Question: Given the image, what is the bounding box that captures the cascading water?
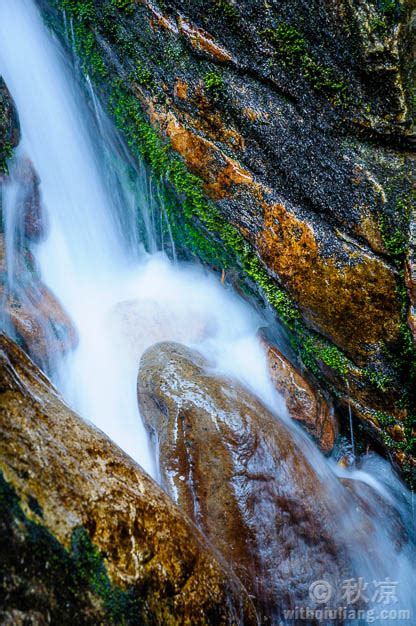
[0,1,414,623]
[0,0,282,473]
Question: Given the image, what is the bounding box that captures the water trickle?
[347,380,356,465]
[0,1,414,623]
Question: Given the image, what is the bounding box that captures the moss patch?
[0,472,144,624]
[262,22,349,103]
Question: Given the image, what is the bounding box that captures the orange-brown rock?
[177,16,233,63]
[0,334,258,625]
[174,78,188,100]
[0,234,77,367]
[137,341,377,622]
[262,340,337,452]
[4,281,77,366]
[164,113,252,199]
[256,202,402,363]
[150,106,402,366]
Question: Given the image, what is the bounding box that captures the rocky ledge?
[35,0,415,484]
[0,333,257,625]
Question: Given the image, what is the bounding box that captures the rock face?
[138,341,370,621]
[38,0,416,484]
[0,161,77,369]
[0,76,20,175]
[0,333,257,625]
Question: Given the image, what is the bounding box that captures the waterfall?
[0,0,282,475]
[0,1,414,623]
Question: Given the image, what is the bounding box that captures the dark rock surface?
[0,333,258,625]
[0,76,20,175]
[37,0,415,483]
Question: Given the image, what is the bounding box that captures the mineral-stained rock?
[262,339,337,453]
[138,341,377,621]
[0,333,258,625]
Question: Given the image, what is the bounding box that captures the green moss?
[61,0,96,21]
[362,367,392,392]
[212,0,238,19]
[111,0,135,15]
[70,528,143,620]
[375,0,402,20]
[203,70,224,97]
[298,334,350,377]
[369,1,403,33]
[379,207,409,260]
[131,62,153,87]
[262,23,349,103]
[0,140,13,175]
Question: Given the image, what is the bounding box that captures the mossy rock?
[0,77,20,175]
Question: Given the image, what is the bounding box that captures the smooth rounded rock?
[138,341,362,622]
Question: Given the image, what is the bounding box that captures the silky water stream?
[0,1,414,623]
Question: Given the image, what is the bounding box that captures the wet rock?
[137,341,364,621]
[0,234,77,368]
[1,156,48,241]
[405,205,416,344]
[4,282,78,366]
[0,76,20,175]
[262,339,337,453]
[0,333,257,625]
[340,476,408,552]
[17,157,47,241]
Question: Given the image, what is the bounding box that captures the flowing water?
[0,1,414,623]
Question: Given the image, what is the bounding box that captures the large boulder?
[0,333,257,625]
[138,341,369,621]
